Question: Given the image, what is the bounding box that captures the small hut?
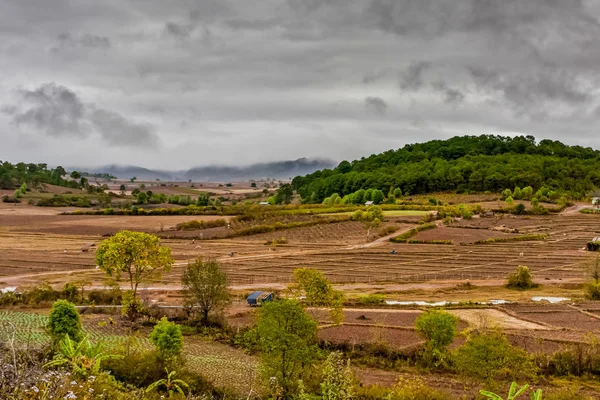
[247,291,274,307]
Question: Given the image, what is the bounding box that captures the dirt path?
[449,309,551,330]
[344,221,438,250]
[560,204,590,215]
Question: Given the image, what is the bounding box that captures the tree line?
[0,160,110,191]
[292,135,600,202]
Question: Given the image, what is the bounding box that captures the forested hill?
[291,135,600,202]
[0,162,76,190]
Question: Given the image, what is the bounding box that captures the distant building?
[247,291,274,306]
[364,201,374,206]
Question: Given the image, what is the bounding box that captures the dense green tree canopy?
[292,135,600,202]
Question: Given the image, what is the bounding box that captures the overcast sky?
[2,0,600,169]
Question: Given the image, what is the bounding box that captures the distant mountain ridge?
[76,158,335,181]
[184,158,335,181]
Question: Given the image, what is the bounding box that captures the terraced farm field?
[1,208,599,288]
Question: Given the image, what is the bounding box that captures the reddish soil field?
[0,214,231,236]
[413,226,519,244]
[318,325,422,350]
[0,203,599,290]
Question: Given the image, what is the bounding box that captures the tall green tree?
[96,231,173,300]
[290,268,344,324]
[255,300,319,398]
[181,258,231,325]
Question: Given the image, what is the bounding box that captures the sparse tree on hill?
[513,186,523,200]
[274,183,294,205]
[136,191,148,204]
[181,258,231,325]
[96,231,173,301]
[351,206,384,241]
[371,189,385,204]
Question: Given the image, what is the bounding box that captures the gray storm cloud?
[3,83,159,148]
[1,0,600,168]
[364,97,388,115]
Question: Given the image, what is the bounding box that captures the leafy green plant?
[146,368,189,398]
[44,334,122,377]
[480,382,530,400]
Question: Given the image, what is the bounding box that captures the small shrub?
[62,282,79,303]
[544,388,594,400]
[48,300,82,342]
[585,282,600,300]
[356,377,449,400]
[506,266,536,290]
[149,317,184,360]
[453,331,538,382]
[359,294,385,305]
[265,237,288,246]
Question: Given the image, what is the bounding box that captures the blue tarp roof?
[247,291,265,300]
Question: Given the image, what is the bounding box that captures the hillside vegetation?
[292,135,600,202]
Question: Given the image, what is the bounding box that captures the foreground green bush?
[453,331,538,382]
[355,377,449,400]
[47,300,82,343]
[415,310,457,368]
[149,317,184,360]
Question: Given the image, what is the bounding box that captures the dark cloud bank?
[1,0,600,170]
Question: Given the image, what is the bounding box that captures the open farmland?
[0,204,599,288]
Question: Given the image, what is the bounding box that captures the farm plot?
[504,304,600,332]
[318,324,422,350]
[232,221,415,246]
[449,309,550,330]
[185,338,260,394]
[1,209,598,289]
[311,309,422,327]
[412,226,519,244]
